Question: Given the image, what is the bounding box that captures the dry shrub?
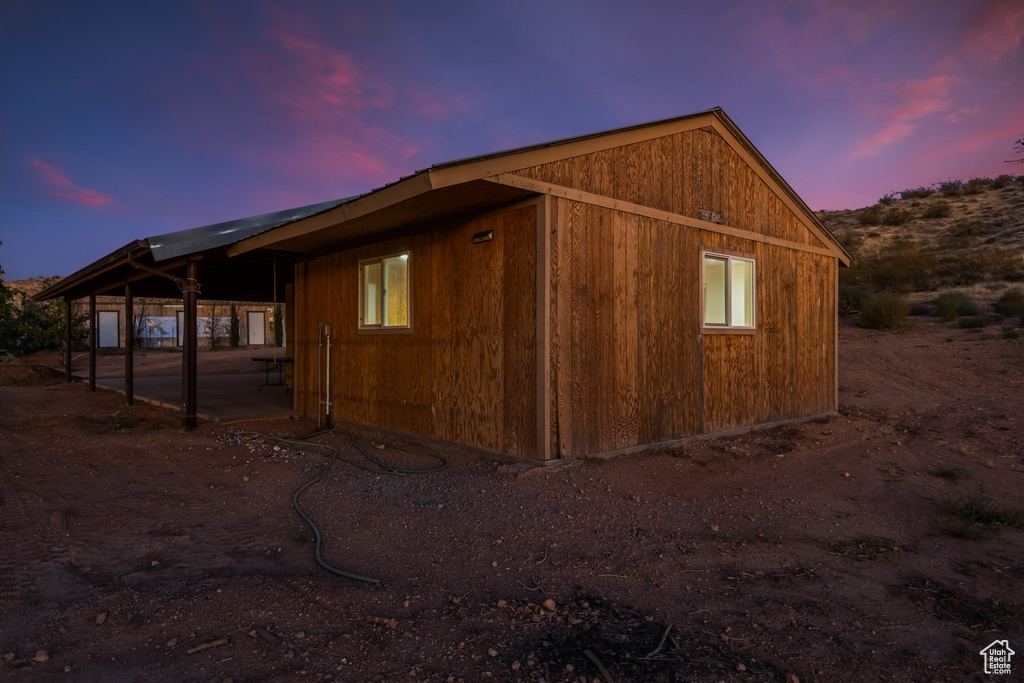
[994,287,1024,318]
[964,177,991,195]
[935,291,979,322]
[883,208,912,226]
[863,239,937,292]
[859,293,909,329]
[900,186,935,199]
[838,284,870,313]
[991,174,1013,189]
[939,179,964,197]
[922,201,951,219]
[856,205,884,225]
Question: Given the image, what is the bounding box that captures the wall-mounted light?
[472,230,494,244]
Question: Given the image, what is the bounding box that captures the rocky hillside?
[818,175,1024,293]
[4,276,57,299]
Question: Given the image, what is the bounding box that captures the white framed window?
[359,252,411,330]
[702,252,755,329]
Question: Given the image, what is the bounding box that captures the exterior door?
[97,311,119,348]
[248,311,266,346]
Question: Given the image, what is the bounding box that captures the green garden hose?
[238,429,445,584]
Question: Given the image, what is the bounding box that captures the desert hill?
[817,175,1024,294]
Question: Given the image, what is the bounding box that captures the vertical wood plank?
[536,197,552,460]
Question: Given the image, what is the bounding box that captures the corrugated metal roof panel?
[146,197,351,262]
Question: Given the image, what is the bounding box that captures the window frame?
[358,251,413,334]
[700,250,756,333]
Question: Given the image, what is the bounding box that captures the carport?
[33,199,345,428]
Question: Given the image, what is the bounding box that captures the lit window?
[703,253,755,329]
[359,253,410,329]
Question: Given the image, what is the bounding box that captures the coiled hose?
[238,428,445,584]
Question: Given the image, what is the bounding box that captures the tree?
[132,300,150,350]
[229,304,240,349]
[0,277,87,357]
[273,305,284,348]
[1009,135,1024,163]
[204,303,227,350]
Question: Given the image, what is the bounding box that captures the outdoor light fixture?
[472,230,494,244]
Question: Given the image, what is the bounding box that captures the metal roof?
[146,197,351,262]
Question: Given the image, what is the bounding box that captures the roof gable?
[233,109,849,264]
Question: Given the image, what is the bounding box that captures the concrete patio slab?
[97,373,297,423]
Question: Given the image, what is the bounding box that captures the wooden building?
[229,108,849,461]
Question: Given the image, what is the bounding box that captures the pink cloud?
[849,122,917,161]
[212,11,475,192]
[939,119,1024,158]
[30,159,117,207]
[261,28,395,123]
[849,74,958,160]
[962,0,1024,64]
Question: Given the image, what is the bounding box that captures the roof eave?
[33,240,150,302]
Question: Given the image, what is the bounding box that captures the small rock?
[785,674,800,683]
[374,443,386,450]
[511,661,521,670]
[3,652,15,662]
[243,476,249,482]
[496,600,507,608]
[720,633,729,642]
[166,638,178,648]
[273,445,281,451]
[34,650,50,663]
[843,472,850,478]
[711,525,720,532]
[64,665,72,673]
[542,599,556,611]
[488,648,498,657]
[150,560,160,567]
[95,612,108,625]
[736,663,747,672]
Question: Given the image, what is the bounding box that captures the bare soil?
[1,316,1022,682]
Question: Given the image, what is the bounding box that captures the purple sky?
[2,0,1022,280]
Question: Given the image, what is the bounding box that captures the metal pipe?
[182,260,199,430]
[88,294,96,392]
[324,323,332,429]
[316,321,323,429]
[125,283,134,405]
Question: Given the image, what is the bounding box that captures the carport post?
[182,259,198,430]
[88,294,96,392]
[64,296,72,383]
[125,283,134,405]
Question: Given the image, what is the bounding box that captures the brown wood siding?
[294,206,538,458]
[549,198,836,459]
[517,128,825,249]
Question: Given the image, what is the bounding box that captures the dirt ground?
[1,315,1022,682]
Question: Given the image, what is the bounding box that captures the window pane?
[382,254,409,327]
[731,259,754,327]
[704,256,727,325]
[363,262,381,325]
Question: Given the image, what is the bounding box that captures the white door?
[248,311,266,346]
[98,311,119,348]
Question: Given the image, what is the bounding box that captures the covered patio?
[34,199,345,427]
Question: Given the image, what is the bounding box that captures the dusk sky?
[2,0,1022,280]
